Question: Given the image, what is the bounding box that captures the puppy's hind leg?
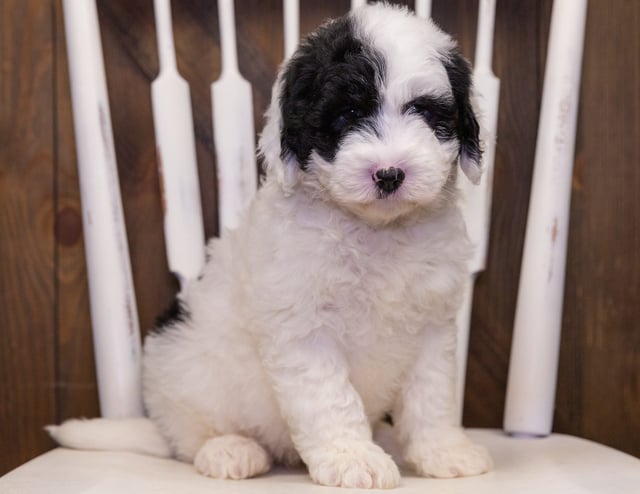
[194,434,273,480]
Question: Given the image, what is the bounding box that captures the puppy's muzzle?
[374,167,405,194]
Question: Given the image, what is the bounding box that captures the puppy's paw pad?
[407,430,493,478]
[309,440,401,489]
[194,435,272,480]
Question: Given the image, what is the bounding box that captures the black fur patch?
[153,298,190,333]
[403,95,458,142]
[442,50,482,167]
[279,16,385,167]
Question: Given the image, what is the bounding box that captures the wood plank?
[53,0,99,421]
[236,0,285,135]
[299,1,350,38]
[556,0,640,457]
[0,0,57,473]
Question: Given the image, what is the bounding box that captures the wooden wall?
[1,0,638,474]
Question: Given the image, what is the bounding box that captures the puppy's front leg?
[262,332,400,489]
[394,324,493,478]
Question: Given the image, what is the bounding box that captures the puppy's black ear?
[443,50,482,184]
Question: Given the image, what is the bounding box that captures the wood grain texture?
[1,0,639,475]
[53,0,100,422]
[0,0,57,473]
[462,0,543,429]
[556,0,640,453]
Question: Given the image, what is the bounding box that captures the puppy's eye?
[406,102,431,120]
[332,108,364,132]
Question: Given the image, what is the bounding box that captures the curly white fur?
[50,4,493,489]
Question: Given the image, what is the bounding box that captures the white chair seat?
[2,429,639,493]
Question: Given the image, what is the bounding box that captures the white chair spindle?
[212,0,258,233]
[414,0,432,19]
[152,0,206,289]
[283,0,299,59]
[504,0,588,437]
[62,0,144,418]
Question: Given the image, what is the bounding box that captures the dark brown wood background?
[1,0,638,475]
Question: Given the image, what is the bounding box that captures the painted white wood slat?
[61,0,144,418]
[152,0,206,290]
[283,0,299,59]
[212,0,258,233]
[414,0,432,19]
[504,0,588,437]
[351,0,366,11]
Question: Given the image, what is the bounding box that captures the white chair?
[2,0,639,492]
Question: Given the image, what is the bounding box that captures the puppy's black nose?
[374,167,405,194]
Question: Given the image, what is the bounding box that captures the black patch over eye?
[279,16,385,168]
[403,96,457,141]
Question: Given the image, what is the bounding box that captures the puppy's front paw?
[406,428,493,478]
[194,435,272,480]
[307,439,401,489]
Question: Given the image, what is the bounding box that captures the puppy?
[50,3,493,489]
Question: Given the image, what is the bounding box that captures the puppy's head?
[259,3,482,225]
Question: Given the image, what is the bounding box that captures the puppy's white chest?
[314,242,432,414]
[346,328,425,418]
[319,234,435,337]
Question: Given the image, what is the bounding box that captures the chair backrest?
[61,0,586,437]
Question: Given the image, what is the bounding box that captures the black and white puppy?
[50,3,492,489]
